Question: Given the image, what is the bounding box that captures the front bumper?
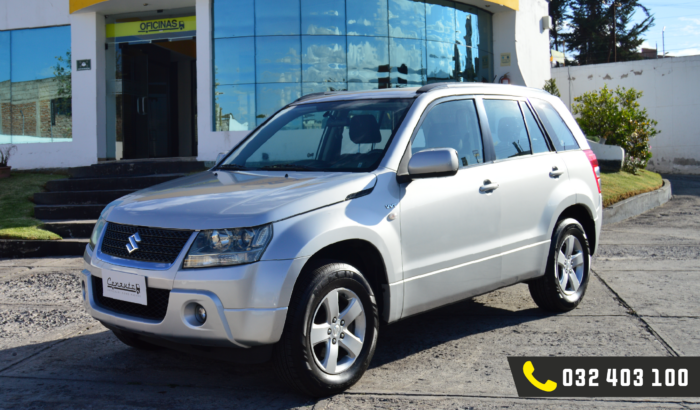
[82,245,308,349]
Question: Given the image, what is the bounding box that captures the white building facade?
[1,0,550,170]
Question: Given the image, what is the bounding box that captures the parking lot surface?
[1,175,699,409]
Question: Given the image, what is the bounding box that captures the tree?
[543,78,562,97]
[562,0,654,65]
[549,0,571,52]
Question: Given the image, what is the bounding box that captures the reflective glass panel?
[256,83,301,126]
[521,102,550,154]
[215,84,256,131]
[348,36,389,87]
[256,37,301,83]
[0,32,10,143]
[456,4,479,48]
[256,0,301,36]
[483,99,532,160]
[347,0,389,37]
[11,26,72,143]
[215,37,255,85]
[478,9,493,54]
[302,36,347,83]
[389,0,426,40]
[301,0,345,35]
[390,38,426,86]
[427,41,455,83]
[456,44,485,82]
[214,0,254,38]
[426,0,455,43]
[303,82,348,94]
[411,99,483,167]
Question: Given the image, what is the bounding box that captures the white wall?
[492,0,550,88]
[0,0,70,30]
[552,56,700,175]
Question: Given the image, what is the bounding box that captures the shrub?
[543,78,561,97]
[572,85,658,174]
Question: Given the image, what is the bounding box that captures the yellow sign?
[69,0,107,14]
[485,0,519,11]
[106,16,196,42]
[500,53,511,67]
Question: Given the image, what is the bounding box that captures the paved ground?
[1,175,699,409]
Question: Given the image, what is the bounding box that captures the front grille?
[92,275,170,321]
[100,223,192,264]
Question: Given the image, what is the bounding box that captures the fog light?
[195,304,207,324]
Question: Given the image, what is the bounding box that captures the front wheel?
[273,262,379,397]
[529,218,591,312]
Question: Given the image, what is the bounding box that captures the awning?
[71,0,518,14]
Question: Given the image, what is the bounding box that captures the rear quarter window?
[531,99,579,151]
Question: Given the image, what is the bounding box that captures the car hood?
[105,170,377,230]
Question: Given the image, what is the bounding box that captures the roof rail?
[293,91,344,103]
[415,83,452,93]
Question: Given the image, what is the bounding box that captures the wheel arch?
[294,239,392,324]
[554,204,597,255]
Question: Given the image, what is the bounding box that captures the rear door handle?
[479,180,500,193]
[549,166,565,178]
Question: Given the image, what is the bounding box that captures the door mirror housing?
[407,148,459,179]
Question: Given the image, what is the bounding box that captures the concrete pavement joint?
[592,269,680,357]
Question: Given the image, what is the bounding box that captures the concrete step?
[41,220,96,239]
[0,239,88,258]
[68,160,207,179]
[33,190,135,206]
[45,173,186,192]
[34,204,106,221]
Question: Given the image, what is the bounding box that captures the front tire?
[273,261,379,397]
[529,218,591,312]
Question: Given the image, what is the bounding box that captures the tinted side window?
[521,102,550,154]
[531,99,579,151]
[483,99,531,160]
[411,100,484,167]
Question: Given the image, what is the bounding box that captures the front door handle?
[549,166,565,178]
[479,180,500,193]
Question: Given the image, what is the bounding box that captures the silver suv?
[82,83,602,396]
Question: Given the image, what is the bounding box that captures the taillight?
[584,149,601,194]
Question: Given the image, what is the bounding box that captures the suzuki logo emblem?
[126,232,142,254]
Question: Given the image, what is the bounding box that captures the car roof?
[291,83,554,105]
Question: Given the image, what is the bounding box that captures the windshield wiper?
[257,163,317,171]
[217,163,249,171]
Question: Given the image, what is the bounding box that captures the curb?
[0,239,87,259]
[603,179,672,225]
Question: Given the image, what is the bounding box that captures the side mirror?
[408,148,459,179]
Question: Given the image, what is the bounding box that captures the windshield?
[219,99,414,172]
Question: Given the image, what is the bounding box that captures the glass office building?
[212,0,493,131]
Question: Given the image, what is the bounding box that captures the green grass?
[601,169,663,207]
[0,172,67,240]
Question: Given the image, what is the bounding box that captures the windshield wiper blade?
[258,163,316,171]
[217,164,249,170]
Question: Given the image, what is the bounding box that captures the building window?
[212,0,493,132]
[0,26,72,145]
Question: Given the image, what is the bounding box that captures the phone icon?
[523,361,557,392]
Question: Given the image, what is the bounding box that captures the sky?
[632,0,700,57]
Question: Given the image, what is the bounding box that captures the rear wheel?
[529,218,591,312]
[273,261,379,397]
[111,329,162,350]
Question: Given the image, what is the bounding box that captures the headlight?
[89,216,107,251]
[183,224,272,268]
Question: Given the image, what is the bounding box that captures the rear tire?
[273,261,379,397]
[111,329,162,350]
[529,218,591,312]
